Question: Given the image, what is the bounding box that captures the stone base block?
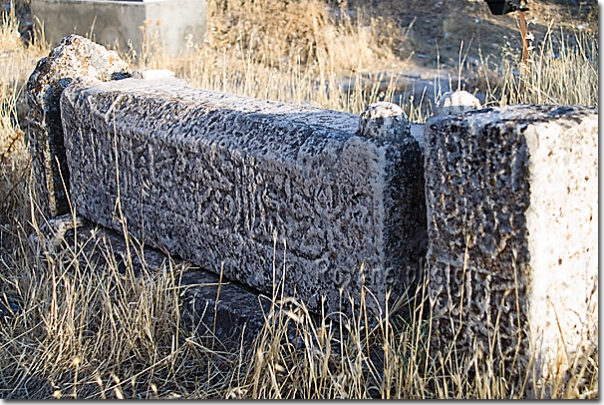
[424,105,598,392]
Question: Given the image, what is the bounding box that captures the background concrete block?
[60,76,427,319]
[26,34,129,219]
[424,105,598,389]
[30,0,207,57]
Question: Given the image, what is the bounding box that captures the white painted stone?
[434,90,482,116]
[131,69,177,80]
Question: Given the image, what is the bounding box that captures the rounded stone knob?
[434,90,482,116]
[358,102,411,141]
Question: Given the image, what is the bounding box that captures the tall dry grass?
[0,7,46,241]
[0,0,599,399]
[476,22,598,107]
[500,27,598,106]
[128,0,429,119]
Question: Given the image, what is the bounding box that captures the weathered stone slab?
[60,76,427,319]
[26,34,129,219]
[424,105,598,390]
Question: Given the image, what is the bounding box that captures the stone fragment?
[60,76,427,320]
[179,269,274,345]
[434,90,482,116]
[359,102,427,151]
[424,105,598,392]
[26,34,129,219]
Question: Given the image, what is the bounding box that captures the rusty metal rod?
[518,9,530,68]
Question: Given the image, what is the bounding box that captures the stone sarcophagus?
[59,76,427,318]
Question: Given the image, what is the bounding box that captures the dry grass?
[498,25,598,106]
[1,225,597,399]
[0,0,599,399]
[1,225,243,398]
[124,0,430,119]
[0,8,46,240]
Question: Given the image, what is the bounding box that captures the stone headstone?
[26,34,129,219]
[60,76,427,319]
[424,105,598,393]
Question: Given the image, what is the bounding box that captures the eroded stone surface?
[26,34,129,219]
[60,76,427,319]
[424,105,598,391]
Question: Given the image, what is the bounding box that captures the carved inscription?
[61,77,426,318]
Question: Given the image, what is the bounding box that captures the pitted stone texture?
[424,105,598,390]
[434,90,482,116]
[60,76,427,319]
[358,102,411,142]
[26,34,129,219]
